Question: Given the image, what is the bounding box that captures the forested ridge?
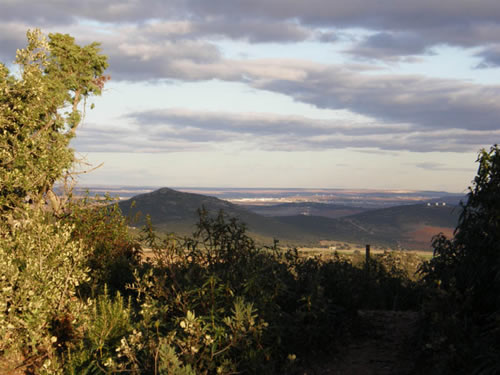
[1,30,500,375]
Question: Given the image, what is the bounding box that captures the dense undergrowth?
[50,205,423,374]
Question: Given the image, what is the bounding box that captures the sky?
[2,1,500,192]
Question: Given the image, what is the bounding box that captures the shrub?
[64,290,138,374]
[64,197,141,296]
[0,209,90,374]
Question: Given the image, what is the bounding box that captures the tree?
[425,145,500,312]
[421,145,500,373]
[0,29,108,216]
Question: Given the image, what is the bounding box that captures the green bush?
[0,208,91,374]
[64,290,138,374]
[64,197,141,296]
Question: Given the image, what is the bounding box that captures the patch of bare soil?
[404,225,454,249]
[301,310,421,375]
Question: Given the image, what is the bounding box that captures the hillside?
[276,203,460,249]
[244,202,368,218]
[118,188,315,245]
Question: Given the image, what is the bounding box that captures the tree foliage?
[420,145,500,374]
[422,145,500,304]
[0,29,108,215]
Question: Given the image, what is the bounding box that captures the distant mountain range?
[118,187,461,250]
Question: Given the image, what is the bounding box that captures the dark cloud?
[253,65,500,131]
[72,123,211,153]
[5,0,500,51]
[415,162,474,172]
[0,23,34,64]
[127,109,411,137]
[96,108,494,153]
[316,30,338,43]
[346,32,433,61]
[104,38,222,81]
[408,129,500,150]
[0,1,184,25]
[195,20,311,43]
[185,0,500,29]
[416,162,443,170]
[4,0,500,67]
[7,0,500,32]
[0,2,77,25]
[475,46,500,68]
[186,0,500,53]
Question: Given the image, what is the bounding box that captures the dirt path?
[303,310,421,375]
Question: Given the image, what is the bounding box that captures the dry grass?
[298,246,433,260]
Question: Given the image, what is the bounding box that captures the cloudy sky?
[2,0,500,192]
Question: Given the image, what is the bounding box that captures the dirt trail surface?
[304,310,421,375]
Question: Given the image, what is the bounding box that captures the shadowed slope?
[118,187,314,244]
